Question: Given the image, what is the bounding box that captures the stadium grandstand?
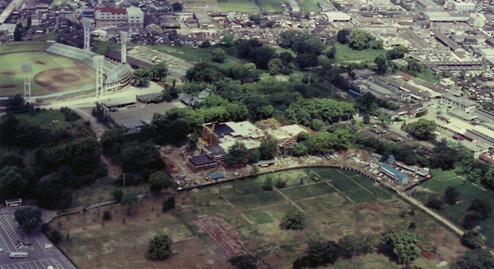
[45,43,132,92]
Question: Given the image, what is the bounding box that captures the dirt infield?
[33,61,96,92]
[0,84,15,88]
[1,70,15,75]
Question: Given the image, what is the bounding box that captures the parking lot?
[0,207,76,269]
[0,258,63,269]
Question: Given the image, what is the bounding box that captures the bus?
[9,252,28,258]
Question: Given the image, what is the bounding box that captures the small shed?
[5,198,22,206]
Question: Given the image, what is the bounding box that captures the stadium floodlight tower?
[94,55,105,97]
[21,63,32,99]
[120,31,127,64]
[82,18,92,52]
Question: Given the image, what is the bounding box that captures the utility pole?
[123,173,126,188]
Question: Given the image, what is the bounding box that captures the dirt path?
[395,191,464,236]
[100,155,122,179]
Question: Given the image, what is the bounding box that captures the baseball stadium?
[0,41,132,101]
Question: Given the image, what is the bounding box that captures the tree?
[387,45,408,60]
[211,48,227,63]
[348,30,374,50]
[228,254,258,269]
[280,208,305,230]
[14,23,23,41]
[405,119,437,140]
[385,230,420,264]
[14,207,42,233]
[426,196,444,211]
[259,138,277,160]
[461,231,484,249]
[430,142,459,170]
[132,67,152,86]
[145,233,173,260]
[249,14,261,25]
[469,199,491,220]
[226,141,250,167]
[445,186,460,204]
[199,40,211,48]
[162,196,176,212]
[151,61,168,81]
[326,46,337,59]
[171,2,183,11]
[268,58,283,75]
[296,53,319,69]
[221,34,235,47]
[0,166,28,200]
[103,210,112,221]
[451,249,494,269]
[462,212,483,230]
[292,143,308,157]
[339,235,374,259]
[375,55,387,75]
[148,171,173,192]
[337,29,351,44]
[262,175,274,191]
[305,240,341,266]
[113,189,123,202]
[122,194,138,215]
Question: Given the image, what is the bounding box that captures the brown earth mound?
[35,60,46,65]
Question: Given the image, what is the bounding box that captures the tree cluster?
[404,119,437,140]
[293,235,374,268]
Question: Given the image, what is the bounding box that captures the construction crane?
[209,123,216,145]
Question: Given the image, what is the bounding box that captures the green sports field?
[0,50,95,96]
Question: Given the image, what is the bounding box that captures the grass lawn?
[56,168,466,269]
[333,43,386,64]
[413,168,494,246]
[415,67,440,83]
[35,32,60,41]
[297,0,319,12]
[15,109,72,131]
[346,189,376,203]
[93,40,124,55]
[245,210,274,224]
[330,178,361,192]
[146,44,244,68]
[279,182,336,201]
[256,0,284,12]
[218,0,260,12]
[315,168,346,180]
[297,192,351,213]
[227,191,286,210]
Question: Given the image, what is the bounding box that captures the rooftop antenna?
[21,62,32,99]
[82,18,92,51]
[120,31,127,64]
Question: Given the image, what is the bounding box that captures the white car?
[43,243,53,249]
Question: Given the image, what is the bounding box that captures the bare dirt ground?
[34,61,95,92]
[55,171,466,269]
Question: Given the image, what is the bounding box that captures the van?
[9,252,28,258]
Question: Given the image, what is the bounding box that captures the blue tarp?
[210,173,225,180]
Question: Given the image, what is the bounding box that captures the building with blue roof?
[379,162,409,185]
